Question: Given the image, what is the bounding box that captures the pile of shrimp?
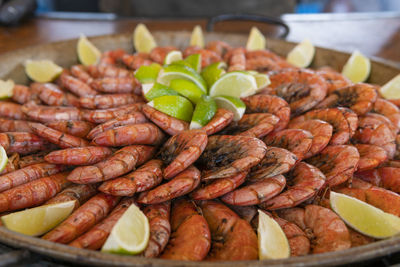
[1,40,400,260]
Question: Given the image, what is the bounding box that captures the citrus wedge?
[209,71,257,98]
[142,82,179,101]
[0,146,8,173]
[147,95,193,122]
[258,210,290,260]
[213,95,246,121]
[183,54,202,73]
[77,34,101,66]
[164,50,183,65]
[341,50,371,83]
[1,200,76,236]
[102,204,149,255]
[252,72,271,91]
[286,38,315,68]
[134,63,162,84]
[379,74,400,100]
[0,79,14,100]
[157,64,207,93]
[246,27,266,51]
[25,60,63,83]
[330,191,400,239]
[169,78,205,104]
[190,25,204,48]
[190,95,217,129]
[201,61,227,88]
[133,23,157,53]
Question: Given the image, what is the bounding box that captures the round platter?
[0,31,399,266]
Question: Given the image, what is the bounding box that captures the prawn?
[33,82,79,107]
[0,119,32,133]
[70,65,93,84]
[354,144,387,171]
[0,102,27,120]
[0,153,19,175]
[201,108,234,136]
[46,183,98,211]
[59,72,98,97]
[122,53,153,70]
[149,46,177,64]
[18,151,48,168]
[22,104,82,122]
[373,98,400,132]
[0,132,48,155]
[81,103,142,124]
[87,64,131,78]
[90,77,141,94]
[78,94,144,109]
[45,146,113,166]
[316,67,352,94]
[11,84,40,104]
[221,113,279,138]
[227,47,246,72]
[44,121,95,138]
[355,167,400,194]
[205,41,232,58]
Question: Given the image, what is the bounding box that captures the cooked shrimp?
[122,53,153,70]
[149,46,177,64]
[81,103,142,124]
[337,107,358,137]
[33,82,79,107]
[90,77,141,94]
[373,98,400,133]
[78,94,144,109]
[46,183,98,211]
[142,104,189,136]
[45,121,94,138]
[205,41,232,57]
[0,132,47,155]
[87,64,131,78]
[348,228,375,248]
[183,47,221,68]
[354,144,387,171]
[0,153,19,175]
[221,113,279,138]
[355,167,400,194]
[70,65,93,84]
[45,147,113,166]
[0,119,32,133]
[198,135,266,180]
[159,129,207,179]
[18,151,48,168]
[11,84,40,104]
[316,67,352,94]
[227,47,246,71]
[59,72,98,97]
[22,104,82,122]
[201,108,234,136]
[246,57,286,72]
[0,102,27,120]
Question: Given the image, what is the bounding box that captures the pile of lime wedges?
[134,50,270,128]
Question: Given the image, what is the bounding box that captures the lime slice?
[252,72,271,92]
[134,63,162,84]
[246,27,266,51]
[286,38,315,68]
[183,54,201,73]
[0,146,8,173]
[341,50,371,83]
[190,95,217,129]
[201,61,227,88]
[133,23,157,53]
[1,200,75,236]
[258,210,290,260]
[0,80,15,100]
[25,60,63,83]
[169,79,205,104]
[330,191,400,239]
[164,51,183,65]
[209,71,257,98]
[77,34,101,66]
[143,82,179,101]
[213,95,246,121]
[157,64,207,94]
[102,204,149,255]
[148,95,193,122]
[380,74,400,100]
[190,25,204,48]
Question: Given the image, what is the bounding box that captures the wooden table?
[0,13,400,68]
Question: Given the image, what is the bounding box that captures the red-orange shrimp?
[45,121,94,138]
[69,197,135,250]
[121,53,153,70]
[316,67,352,94]
[99,159,162,196]
[288,119,333,158]
[78,94,144,109]
[338,107,358,137]
[142,104,189,136]
[221,174,286,206]
[59,72,98,97]
[373,98,400,133]
[86,112,148,139]
[200,200,258,260]
[90,77,141,94]
[227,47,246,72]
[0,119,32,133]
[161,198,211,261]
[246,57,288,72]
[149,46,177,64]
[0,153,19,175]
[260,162,326,210]
[201,108,234,135]
[29,123,89,148]
[0,132,47,155]
[355,167,400,194]
[354,144,387,172]
[18,151,48,168]
[81,103,142,124]
[0,102,27,120]
[137,166,200,204]
[242,94,290,131]
[143,202,171,258]
[348,228,375,248]
[205,41,232,58]
[191,172,247,200]
[46,183,98,211]
[0,163,66,193]
[70,65,93,84]
[33,82,79,107]
[22,104,82,122]
[306,145,359,187]
[42,193,120,244]
[67,145,155,184]
[184,46,222,68]
[100,49,126,64]
[0,172,71,213]
[92,123,164,147]
[11,84,40,104]
[45,146,113,166]
[265,69,328,116]
[87,64,131,78]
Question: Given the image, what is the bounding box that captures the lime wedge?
[169,79,205,104]
[0,146,8,173]
[25,60,63,83]
[183,54,202,73]
[190,25,204,48]
[201,61,227,88]
[246,27,266,51]
[1,200,75,236]
[286,39,315,68]
[134,63,162,84]
[102,204,149,255]
[143,82,179,101]
[252,72,271,91]
[148,95,193,122]
[213,95,246,121]
[330,191,400,239]
[341,50,371,83]
[0,80,14,100]
[258,210,290,260]
[133,23,157,53]
[157,64,207,94]
[380,74,400,100]
[190,95,217,129]
[77,34,101,66]
[164,51,183,65]
[209,71,257,98]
